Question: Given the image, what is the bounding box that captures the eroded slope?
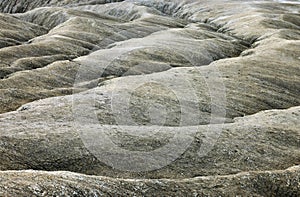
[0,0,299,196]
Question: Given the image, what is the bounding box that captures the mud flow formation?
[0,0,299,196]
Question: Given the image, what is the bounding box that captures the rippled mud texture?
[0,0,299,196]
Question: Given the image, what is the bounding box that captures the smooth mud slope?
[0,0,299,196]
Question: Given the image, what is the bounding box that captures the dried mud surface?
[0,0,299,196]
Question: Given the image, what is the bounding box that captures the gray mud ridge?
[0,0,299,196]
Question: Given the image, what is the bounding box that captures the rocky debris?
[0,0,299,196]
